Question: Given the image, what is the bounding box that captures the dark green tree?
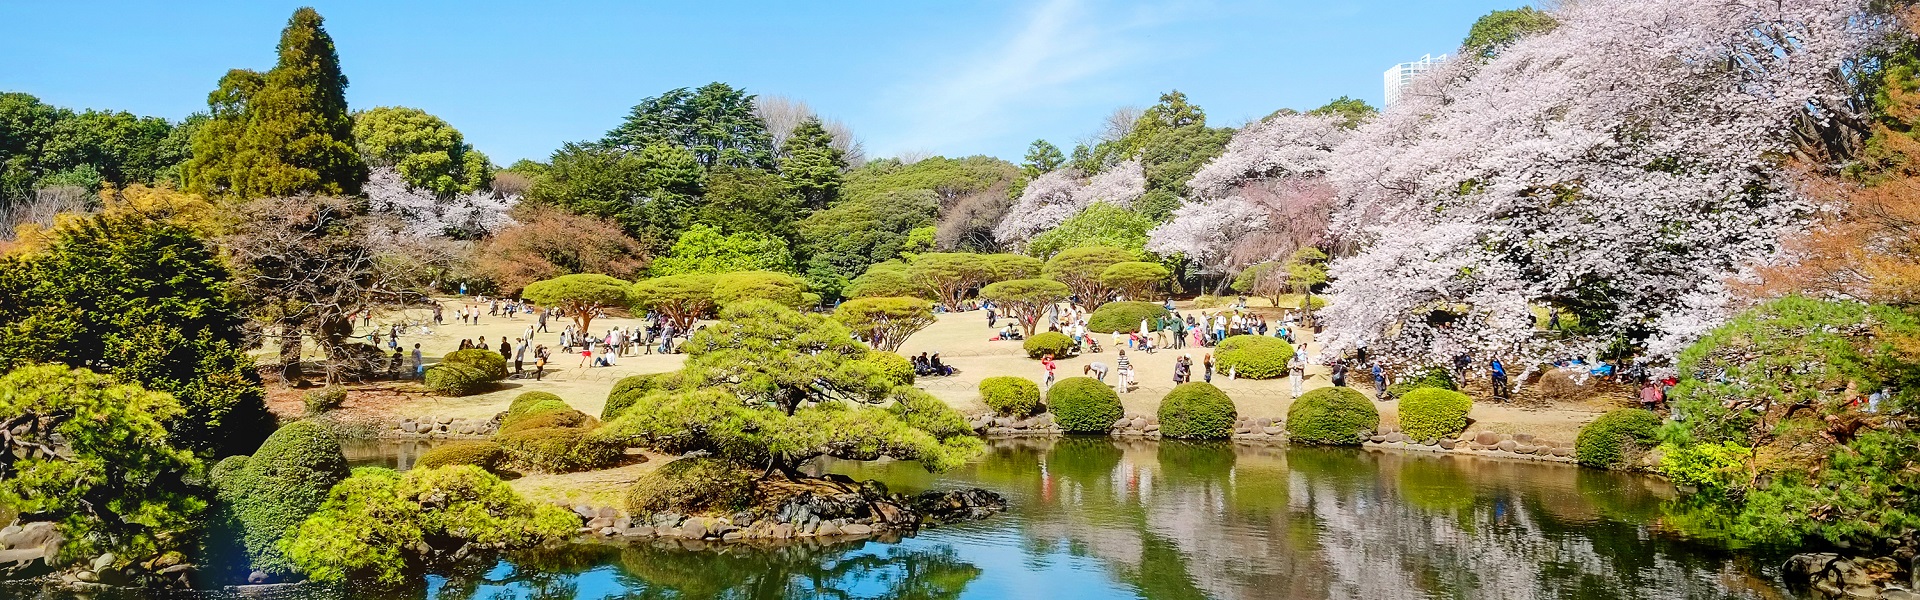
[700,164,804,238]
[525,142,701,252]
[778,117,845,209]
[602,82,775,169]
[1022,139,1066,178]
[1306,96,1379,129]
[1462,7,1559,59]
[797,189,939,300]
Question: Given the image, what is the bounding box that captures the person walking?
[1115,350,1134,391]
[533,345,549,381]
[1041,354,1058,388]
[498,337,511,363]
[1490,358,1509,400]
[514,337,529,377]
[1203,353,1214,383]
[1174,354,1191,384]
[1372,362,1387,396]
[1332,360,1348,387]
[1288,353,1305,398]
[410,343,424,379]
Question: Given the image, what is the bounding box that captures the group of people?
[911,352,955,377]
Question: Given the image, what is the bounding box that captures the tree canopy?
[522,273,633,332]
[602,82,775,169]
[834,296,937,352]
[980,279,1070,336]
[351,106,491,195]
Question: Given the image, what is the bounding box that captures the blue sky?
[1,1,1519,164]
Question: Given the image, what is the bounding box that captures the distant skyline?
[0,0,1520,164]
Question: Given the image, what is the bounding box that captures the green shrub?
[415,441,505,472]
[303,386,347,415]
[497,409,594,436]
[1157,382,1237,439]
[1023,331,1078,359]
[210,420,350,578]
[1212,335,1295,379]
[1286,387,1379,445]
[423,364,490,397]
[497,426,623,473]
[442,348,508,381]
[980,376,1042,417]
[1086,301,1170,334]
[1657,441,1753,489]
[1397,388,1472,441]
[604,373,678,420]
[1576,408,1661,469]
[1385,367,1458,397]
[624,456,758,518]
[1047,377,1123,433]
[862,351,916,387]
[503,391,571,427]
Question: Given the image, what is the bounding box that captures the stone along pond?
[16,438,1802,600]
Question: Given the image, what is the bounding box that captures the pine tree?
[778,117,845,209]
[1022,140,1065,178]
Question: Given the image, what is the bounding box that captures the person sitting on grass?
[931,353,954,376]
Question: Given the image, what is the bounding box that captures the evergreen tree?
[602,82,775,169]
[778,117,845,209]
[1022,140,1065,178]
[184,7,365,198]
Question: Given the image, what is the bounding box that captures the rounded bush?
[1397,388,1473,441]
[497,408,594,436]
[1047,377,1123,433]
[442,348,508,381]
[303,386,347,415]
[1385,367,1458,397]
[503,392,571,426]
[1157,382,1237,439]
[211,420,350,577]
[1086,301,1170,334]
[1286,387,1380,446]
[497,426,623,473]
[416,441,505,472]
[424,364,490,397]
[605,373,678,420]
[863,351,916,387]
[979,376,1042,417]
[1023,331,1078,359]
[625,456,758,518]
[1213,335,1295,379]
[1576,408,1662,469]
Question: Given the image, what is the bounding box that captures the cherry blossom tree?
[1147,113,1345,274]
[364,166,517,240]
[993,160,1146,247]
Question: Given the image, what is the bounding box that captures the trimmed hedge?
[625,457,758,518]
[423,364,490,397]
[443,348,508,381]
[497,426,623,473]
[1157,382,1237,439]
[1385,367,1458,398]
[1023,331,1078,359]
[1576,408,1662,469]
[1397,388,1472,441]
[497,409,594,436]
[1286,387,1379,445]
[503,392,571,427]
[416,440,505,472]
[210,420,350,577]
[1213,335,1295,379]
[1086,301,1170,334]
[980,376,1042,417]
[864,351,916,387]
[303,386,346,415]
[1048,377,1123,433]
[604,373,678,420]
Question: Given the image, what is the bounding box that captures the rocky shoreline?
[565,477,1007,545]
[966,410,1577,464]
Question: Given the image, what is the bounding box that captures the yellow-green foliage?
[862,351,916,388]
[280,466,578,585]
[1022,331,1077,359]
[1047,377,1123,433]
[1386,367,1457,397]
[1085,301,1169,334]
[502,391,570,426]
[423,364,489,397]
[441,348,507,381]
[979,376,1042,417]
[1212,335,1294,379]
[1575,409,1660,469]
[1157,382,1237,439]
[604,373,680,420]
[496,426,623,473]
[1396,388,1473,441]
[210,420,349,578]
[496,408,593,436]
[1658,441,1752,489]
[625,456,758,518]
[1286,387,1379,445]
[415,441,505,472]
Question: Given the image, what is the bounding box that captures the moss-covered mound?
[1397,387,1472,441]
[209,420,351,578]
[415,440,505,472]
[1576,408,1661,469]
[497,408,594,436]
[1285,387,1379,446]
[980,376,1042,417]
[1385,367,1457,397]
[1047,377,1123,433]
[625,456,758,518]
[1157,382,1237,439]
[604,373,679,420]
[442,348,508,381]
[1086,301,1170,334]
[497,426,623,473]
[503,391,570,426]
[1213,335,1294,379]
[423,363,490,397]
[1023,331,1077,359]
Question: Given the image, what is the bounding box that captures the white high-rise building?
[1383,53,1447,108]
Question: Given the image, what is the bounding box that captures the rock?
[157,564,193,575]
[652,513,685,528]
[680,518,711,539]
[772,523,795,538]
[1421,439,1439,446]
[622,526,656,537]
[1880,591,1920,600]
[1515,445,1537,455]
[572,505,597,519]
[248,569,270,584]
[600,527,618,536]
[1130,417,1149,430]
[1439,439,1457,449]
[1385,432,1407,443]
[1255,417,1273,428]
[90,552,115,572]
[816,521,841,536]
[1369,435,1386,443]
[1032,413,1056,426]
[1263,426,1285,436]
[1496,440,1517,452]
[401,421,419,433]
[1514,433,1535,444]
[1235,422,1255,434]
[1,522,58,551]
[438,416,455,425]
[1112,417,1132,430]
[722,531,743,541]
[1475,431,1501,446]
[1143,422,1159,433]
[1551,447,1572,457]
[841,523,874,536]
[587,516,613,529]
[75,570,98,583]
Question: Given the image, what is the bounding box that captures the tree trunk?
[277,320,305,386]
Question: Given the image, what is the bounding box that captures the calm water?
[14,438,1802,600]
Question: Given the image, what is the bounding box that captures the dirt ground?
[280,297,1629,446]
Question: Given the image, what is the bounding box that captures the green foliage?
[280,466,578,585]
[496,427,623,473]
[1213,335,1295,379]
[503,391,571,425]
[699,165,804,239]
[1286,387,1379,446]
[1027,204,1154,259]
[351,106,490,194]
[982,253,1044,281]
[712,271,814,308]
[1044,246,1137,309]
[1575,409,1661,469]
[1462,7,1559,59]
[1658,441,1752,489]
[625,457,758,518]
[602,82,774,169]
[779,117,846,209]
[630,273,719,330]
[605,373,679,420]
[1047,377,1123,433]
[839,155,1018,205]
[1157,382,1237,439]
[1385,367,1457,397]
[303,385,347,416]
[1396,388,1473,441]
[0,211,272,456]
[423,364,489,397]
[834,296,936,352]
[980,278,1070,336]
[0,93,188,201]
[1085,301,1170,334]
[0,365,204,563]
[1099,261,1170,300]
[845,261,921,299]
[604,301,983,474]
[1304,96,1379,130]
[980,376,1043,417]
[1022,140,1065,178]
[906,252,997,310]
[442,348,508,381]
[211,420,350,578]
[184,8,366,198]
[523,141,700,252]
[862,351,917,388]
[1023,331,1078,360]
[497,408,593,436]
[415,441,505,472]
[797,189,938,300]
[650,224,796,276]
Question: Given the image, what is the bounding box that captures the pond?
[11,438,1802,600]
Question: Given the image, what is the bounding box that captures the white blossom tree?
[993,160,1146,247]
[364,166,517,240]
[1147,113,1345,274]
